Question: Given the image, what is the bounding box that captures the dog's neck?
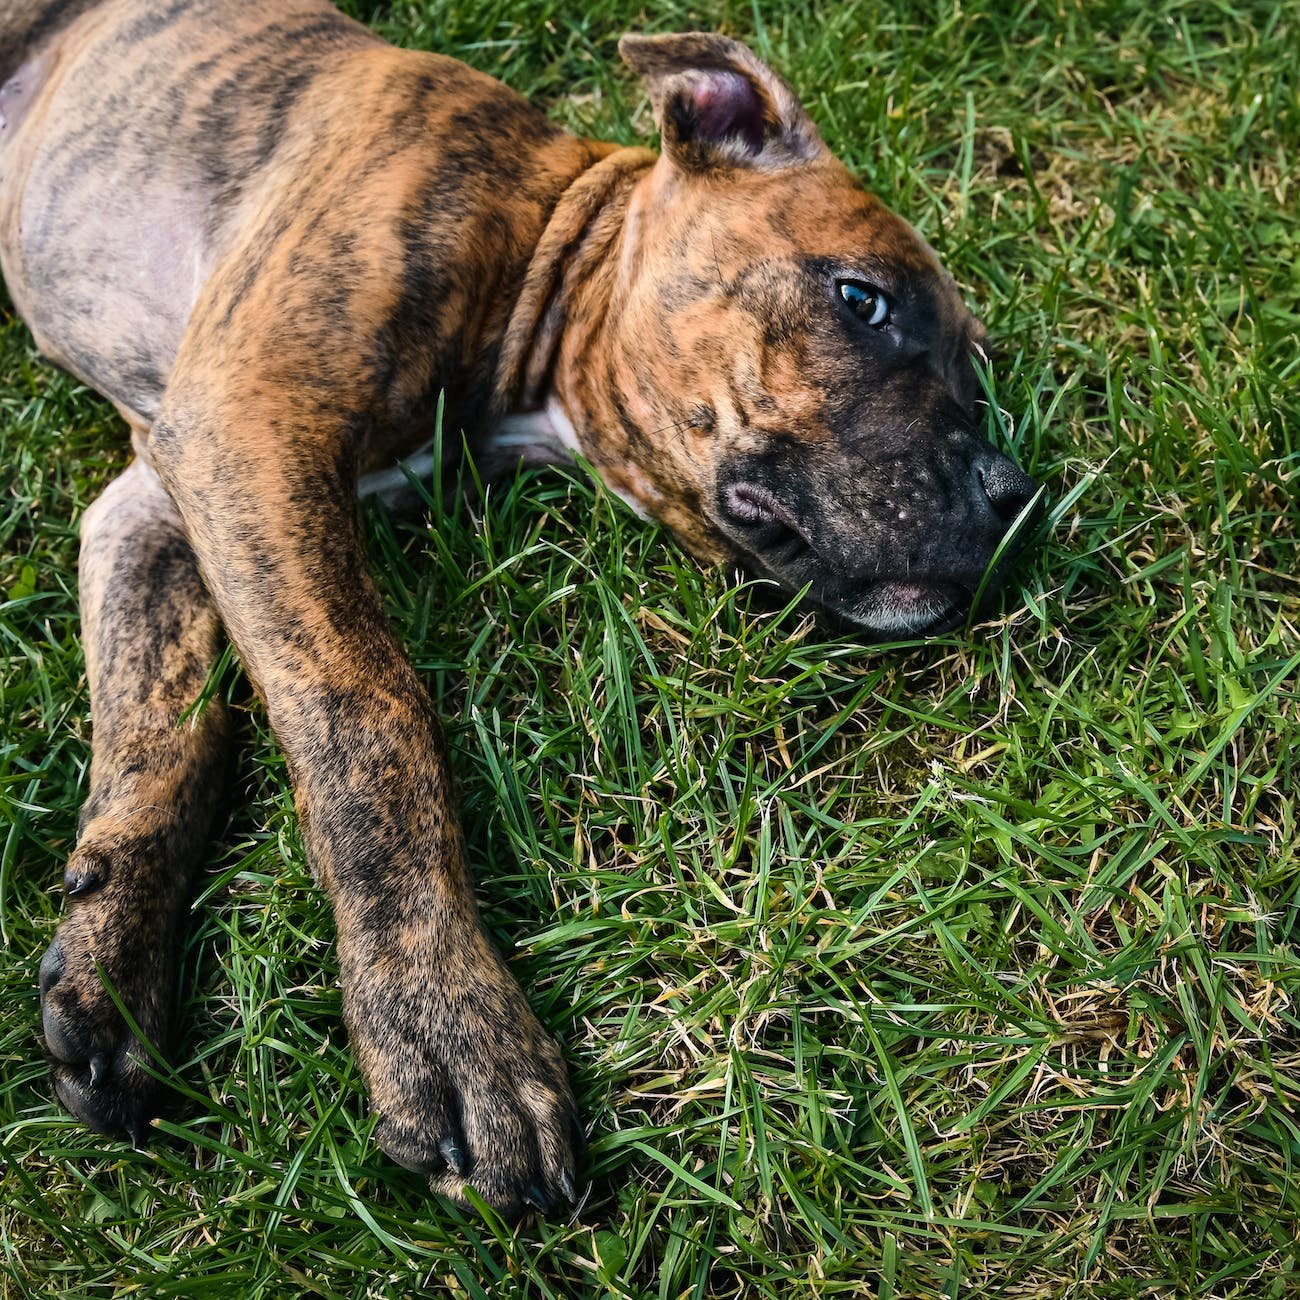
[496,142,655,433]
[364,146,655,512]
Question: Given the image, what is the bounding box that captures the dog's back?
[0,0,596,445]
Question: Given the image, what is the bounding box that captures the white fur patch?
[357,396,653,522]
[484,400,580,460]
[356,450,440,504]
[357,401,579,505]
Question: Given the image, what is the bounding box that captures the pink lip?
[875,581,935,605]
[850,579,968,636]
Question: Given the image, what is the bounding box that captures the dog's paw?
[39,848,181,1142]
[347,937,582,1217]
[374,1048,582,1217]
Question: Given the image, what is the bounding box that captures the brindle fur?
[0,0,1037,1215]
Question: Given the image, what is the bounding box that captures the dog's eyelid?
[828,261,899,296]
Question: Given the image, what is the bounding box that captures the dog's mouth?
[844,578,969,637]
[734,551,975,638]
[711,471,1042,640]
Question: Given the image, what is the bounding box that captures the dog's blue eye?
[838,280,890,327]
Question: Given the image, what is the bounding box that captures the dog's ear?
[619,32,826,171]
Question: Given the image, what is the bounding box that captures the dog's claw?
[63,853,109,898]
[438,1136,466,1176]
[559,1169,577,1205]
[524,1183,551,1215]
[39,939,65,996]
[40,900,172,1144]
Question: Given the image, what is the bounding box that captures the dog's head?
[553,32,1039,637]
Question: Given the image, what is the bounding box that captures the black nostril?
[979,457,1040,524]
[721,481,812,546]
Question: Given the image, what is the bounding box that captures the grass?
[2,0,1298,1295]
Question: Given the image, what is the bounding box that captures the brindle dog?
[0,0,1039,1214]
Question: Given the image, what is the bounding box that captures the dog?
[0,0,1039,1215]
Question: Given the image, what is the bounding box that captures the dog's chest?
[357,402,580,508]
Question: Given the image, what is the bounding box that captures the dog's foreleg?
[39,459,230,1140]
[147,398,579,1215]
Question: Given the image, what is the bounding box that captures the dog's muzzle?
[716,439,1042,637]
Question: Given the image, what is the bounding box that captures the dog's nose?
[978,454,1040,525]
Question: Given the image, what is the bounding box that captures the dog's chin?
[814,579,966,640]
[737,557,973,639]
[843,579,968,637]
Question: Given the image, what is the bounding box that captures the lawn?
[2,0,1298,1296]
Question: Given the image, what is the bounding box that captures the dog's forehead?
[674,164,937,267]
[655,224,969,345]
